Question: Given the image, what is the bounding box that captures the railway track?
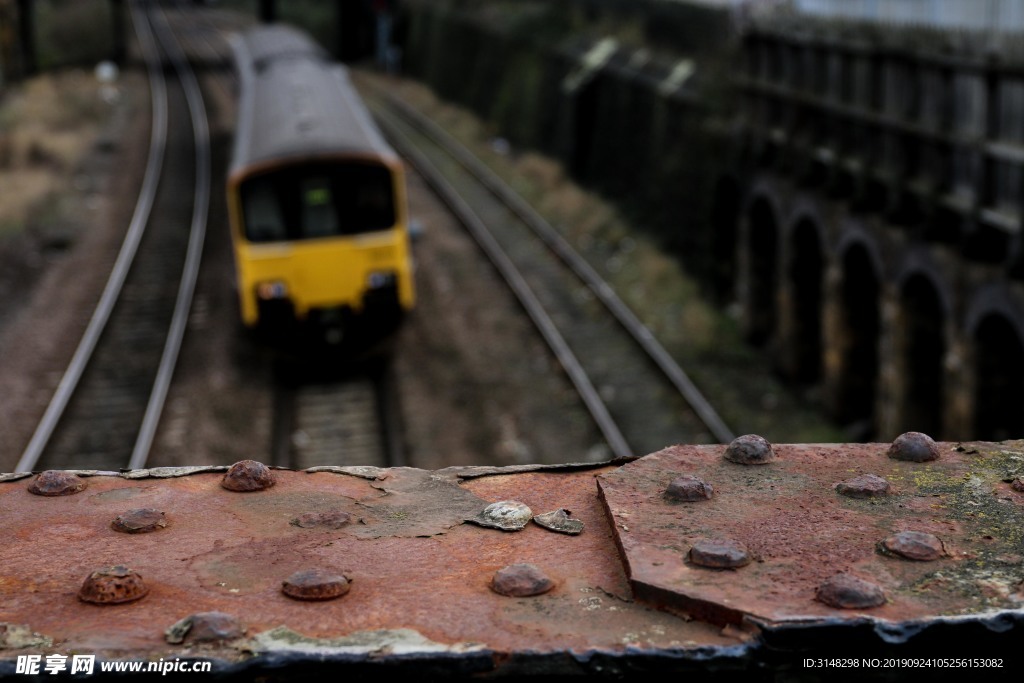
[269,355,406,470]
[363,84,736,459]
[13,1,210,473]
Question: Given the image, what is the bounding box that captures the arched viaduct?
[724,19,1024,442]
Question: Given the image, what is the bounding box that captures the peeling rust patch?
[490,563,555,597]
[251,627,486,656]
[467,500,533,531]
[165,612,245,645]
[122,466,229,479]
[111,508,167,534]
[0,624,52,650]
[533,508,584,535]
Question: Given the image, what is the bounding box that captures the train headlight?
[367,272,396,289]
[256,281,288,299]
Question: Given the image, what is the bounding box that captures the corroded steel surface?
[4,446,1023,677]
[598,440,1024,629]
[0,463,743,674]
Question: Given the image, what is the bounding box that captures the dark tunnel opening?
[788,219,823,384]
[709,177,740,304]
[747,198,778,347]
[973,313,1024,440]
[900,274,945,438]
[837,244,880,437]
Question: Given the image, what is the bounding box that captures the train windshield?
[240,162,396,242]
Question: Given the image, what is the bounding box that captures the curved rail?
[14,0,169,473]
[375,91,735,446]
[373,108,633,460]
[15,0,210,473]
[130,2,211,469]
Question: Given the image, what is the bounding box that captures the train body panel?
[227,23,415,353]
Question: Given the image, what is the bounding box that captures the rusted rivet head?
[290,510,353,529]
[723,434,775,465]
[532,508,584,535]
[281,568,351,601]
[468,500,532,531]
[220,460,275,492]
[165,612,245,645]
[27,470,86,496]
[887,431,939,462]
[815,573,886,609]
[688,538,751,569]
[78,565,149,605]
[490,563,554,597]
[111,508,167,534]
[664,475,713,502]
[880,530,945,561]
[835,474,891,499]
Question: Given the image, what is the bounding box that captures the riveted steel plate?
[597,440,1024,629]
[0,464,743,674]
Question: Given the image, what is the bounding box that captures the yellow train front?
[227,24,415,355]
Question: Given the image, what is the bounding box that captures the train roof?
[228,24,399,177]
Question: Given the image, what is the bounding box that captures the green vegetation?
[36,0,115,69]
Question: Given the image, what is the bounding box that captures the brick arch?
[709,173,743,303]
[894,249,955,318]
[835,222,885,276]
[964,284,1024,341]
[833,236,883,436]
[742,191,782,346]
[895,265,948,438]
[964,285,1024,440]
[784,213,825,383]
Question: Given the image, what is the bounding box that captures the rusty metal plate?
[0,463,744,675]
[597,439,1024,631]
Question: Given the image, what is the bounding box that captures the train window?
[301,177,339,238]
[241,176,287,242]
[240,163,396,242]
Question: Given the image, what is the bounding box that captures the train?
[226,23,415,355]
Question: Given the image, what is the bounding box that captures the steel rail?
[129,2,211,469]
[373,90,736,445]
[14,0,170,473]
[373,108,634,460]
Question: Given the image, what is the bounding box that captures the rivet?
[281,568,351,601]
[220,460,275,492]
[880,530,944,561]
[165,612,244,644]
[723,434,776,465]
[835,474,891,498]
[111,508,167,534]
[468,500,532,531]
[27,471,86,496]
[532,508,584,535]
[290,510,353,529]
[815,573,886,609]
[887,431,939,462]
[490,563,554,597]
[78,565,149,605]
[687,538,751,568]
[664,475,713,502]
